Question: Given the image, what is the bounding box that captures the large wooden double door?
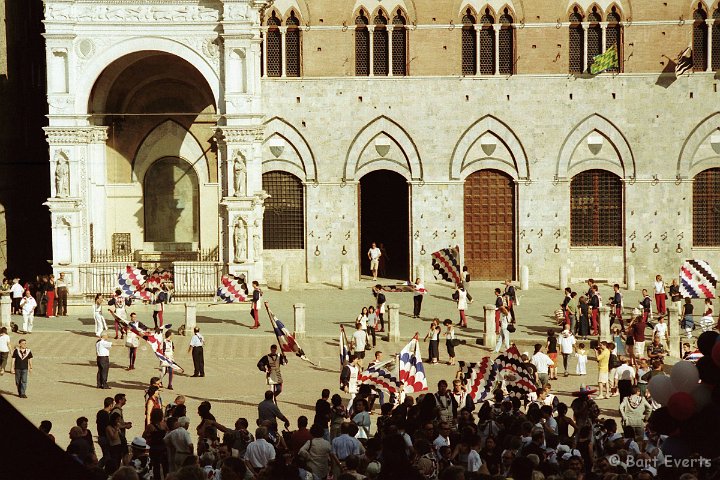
[463,170,516,280]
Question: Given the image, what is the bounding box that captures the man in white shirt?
[164,416,193,472]
[614,358,636,402]
[187,326,205,377]
[20,290,37,333]
[412,278,426,318]
[531,344,554,387]
[367,242,381,281]
[10,278,24,315]
[351,324,369,365]
[558,325,576,377]
[0,326,12,374]
[433,421,452,457]
[244,426,276,471]
[96,333,113,389]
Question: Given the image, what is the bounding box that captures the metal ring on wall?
[653,243,660,253]
[630,242,636,253]
[314,246,320,256]
[420,245,426,255]
[554,244,560,254]
[676,243,683,254]
[526,244,533,254]
[341,245,347,255]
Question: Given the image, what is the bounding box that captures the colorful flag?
[457,357,499,402]
[265,302,314,365]
[590,45,619,74]
[111,313,183,372]
[675,46,693,77]
[359,358,401,394]
[118,265,148,298]
[398,334,428,393]
[679,260,717,299]
[146,269,173,290]
[340,325,351,367]
[431,246,462,285]
[495,345,537,398]
[216,274,248,303]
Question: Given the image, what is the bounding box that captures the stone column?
[667,306,681,358]
[599,306,611,343]
[388,303,400,342]
[280,264,290,292]
[475,26,481,75]
[387,26,394,76]
[520,266,529,291]
[0,294,11,328]
[185,302,197,333]
[293,303,306,339]
[493,24,501,75]
[707,20,713,72]
[368,26,375,76]
[582,23,589,72]
[484,304,497,349]
[600,22,607,52]
[559,266,569,291]
[280,27,287,77]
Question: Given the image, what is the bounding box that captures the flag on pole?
[457,357,499,402]
[495,345,537,398]
[216,275,248,303]
[118,265,149,299]
[111,312,183,372]
[265,302,314,365]
[398,334,428,393]
[675,46,693,77]
[679,260,717,299]
[590,44,619,74]
[340,325,351,367]
[358,358,401,394]
[431,246,462,285]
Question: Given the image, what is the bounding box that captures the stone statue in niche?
[233,149,247,197]
[253,220,263,259]
[233,218,247,263]
[55,152,70,197]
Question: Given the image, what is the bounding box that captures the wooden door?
[464,170,515,280]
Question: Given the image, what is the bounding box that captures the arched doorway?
[359,170,409,280]
[464,170,516,280]
[144,157,199,244]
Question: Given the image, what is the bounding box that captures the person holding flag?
[161,331,176,390]
[257,345,287,402]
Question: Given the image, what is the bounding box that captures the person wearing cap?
[128,436,153,479]
[188,326,205,377]
[570,385,599,429]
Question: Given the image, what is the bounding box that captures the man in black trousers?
[96,333,113,389]
[188,326,205,377]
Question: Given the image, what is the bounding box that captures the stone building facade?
[41,0,720,294]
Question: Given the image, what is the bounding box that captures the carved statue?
[233,218,246,263]
[253,220,263,259]
[233,150,247,197]
[55,152,70,197]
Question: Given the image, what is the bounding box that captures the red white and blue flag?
[217,274,248,303]
[457,357,499,402]
[431,246,462,285]
[265,302,314,365]
[495,345,537,398]
[340,325,351,367]
[146,269,173,290]
[359,358,401,394]
[679,260,717,299]
[118,265,151,300]
[111,313,183,372]
[398,334,428,393]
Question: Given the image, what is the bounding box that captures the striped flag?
[590,45,619,74]
[118,265,150,300]
[431,246,462,285]
[675,46,693,77]
[217,275,248,303]
[340,325,351,367]
[495,345,537,398]
[679,260,717,299]
[398,334,428,393]
[265,302,314,365]
[112,313,183,372]
[359,358,401,394]
[457,357,499,402]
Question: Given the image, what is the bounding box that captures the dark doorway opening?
[359,170,409,280]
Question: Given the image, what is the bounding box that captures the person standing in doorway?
[96,333,113,389]
[94,293,108,337]
[373,285,386,332]
[368,242,381,281]
[249,281,262,329]
[56,273,69,316]
[654,275,667,317]
[188,327,205,377]
[10,338,32,398]
[20,289,37,334]
[412,277,426,318]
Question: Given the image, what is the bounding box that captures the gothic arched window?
[285,11,301,77]
[373,11,389,76]
[570,170,623,246]
[694,5,708,71]
[479,9,495,75]
[606,7,623,72]
[392,11,408,76]
[262,172,304,249]
[355,10,370,75]
[693,168,720,246]
[569,8,584,73]
[498,9,514,74]
[461,10,477,75]
[586,7,602,72]
[266,11,282,77]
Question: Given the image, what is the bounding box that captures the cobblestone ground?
[1,280,674,448]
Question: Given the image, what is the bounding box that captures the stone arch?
[450,115,529,180]
[352,0,416,23]
[565,0,630,18]
[557,114,635,179]
[456,0,523,20]
[344,116,422,181]
[262,117,317,181]
[678,112,720,178]
[132,119,209,185]
[76,37,220,114]
[269,0,310,21]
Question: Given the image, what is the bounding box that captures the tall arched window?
[479,9,495,75]
[262,171,304,249]
[461,9,477,75]
[266,11,282,77]
[694,5,708,71]
[285,11,301,77]
[586,7,602,72]
[693,168,720,246]
[374,11,389,76]
[712,7,720,70]
[392,11,407,76]
[498,9,514,74]
[606,7,623,72]
[569,8,584,74]
[570,170,623,246]
[355,10,370,76]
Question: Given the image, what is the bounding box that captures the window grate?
[587,24,602,72]
[262,172,304,249]
[693,169,720,246]
[285,13,301,77]
[498,12,514,75]
[392,13,407,76]
[606,10,622,73]
[479,14,495,75]
[266,13,282,78]
[694,8,708,71]
[374,12,389,76]
[570,170,623,246]
[569,10,583,74]
[356,12,370,76]
[713,10,720,70]
[461,12,477,75]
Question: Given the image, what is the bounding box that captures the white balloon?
[648,374,676,405]
[671,360,700,393]
[691,383,713,409]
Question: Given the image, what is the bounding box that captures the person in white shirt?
[164,416,193,472]
[188,326,205,377]
[654,274,667,316]
[433,421,452,457]
[614,357,636,401]
[531,344,554,387]
[96,333,113,389]
[652,315,669,347]
[244,426,276,471]
[125,314,139,370]
[0,326,12,374]
[412,278,426,318]
[340,355,361,405]
[367,242,381,281]
[700,298,715,332]
[493,306,511,353]
[351,324,370,366]
[558,325,576,377]
[20,290,37,333]
[93,293,108,337]
[10,278,24,314]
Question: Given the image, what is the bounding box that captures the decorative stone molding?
[45,197,84,212]
[44,127,109,145]
[49,3,221,23]
[217,127,265,144]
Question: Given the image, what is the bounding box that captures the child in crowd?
[575,343,587,376]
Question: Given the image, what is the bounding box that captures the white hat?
[131,437,150,450]
[556,444,571,454]
[641,466,657,477]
